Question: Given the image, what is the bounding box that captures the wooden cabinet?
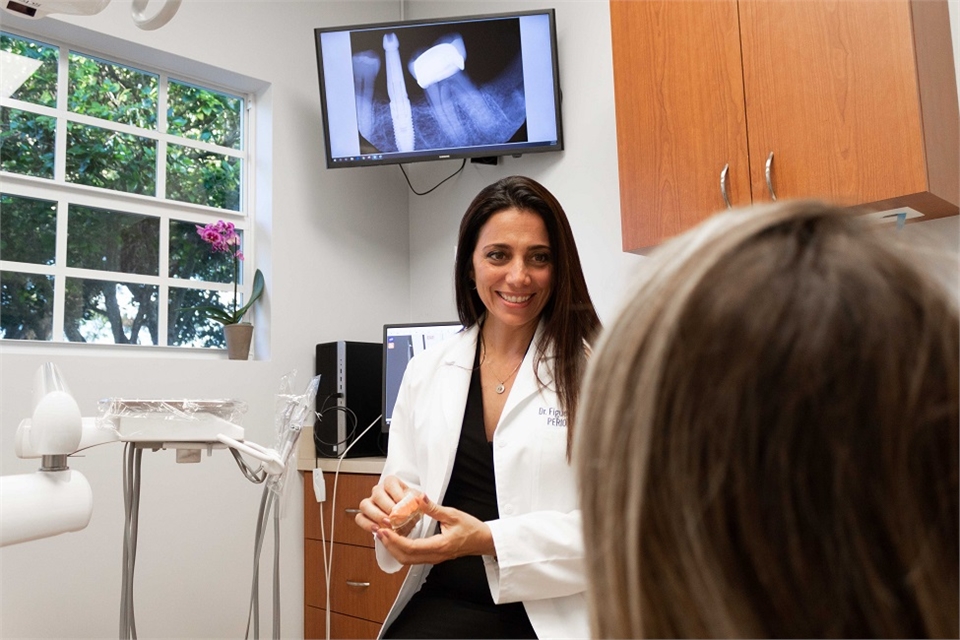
[304,471,408,640]
[611,0,959,252]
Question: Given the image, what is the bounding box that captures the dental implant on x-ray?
[383,32,415,152]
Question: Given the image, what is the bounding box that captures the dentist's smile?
[499,292,533,304]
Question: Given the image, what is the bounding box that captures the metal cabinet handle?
[765,152,777,201]
[345,581,371,588]
[720,163,732,209]
[344,508,361,514]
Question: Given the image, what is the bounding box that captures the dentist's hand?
[356,475,420,537]
[373,495,496,565]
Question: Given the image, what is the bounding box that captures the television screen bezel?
[314,9,563,169]
[382,321,463,433]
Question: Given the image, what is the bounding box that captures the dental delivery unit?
[0,362,319,639]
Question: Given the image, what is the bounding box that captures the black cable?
[313,397,359,448]
[313,405,360,459]
[399,158,466,196]
[314,409,357,444]
[377,430,389,456]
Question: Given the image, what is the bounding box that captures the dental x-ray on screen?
[314,10,563,168]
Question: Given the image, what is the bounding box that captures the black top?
[382,342,537,639]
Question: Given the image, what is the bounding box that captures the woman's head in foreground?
[577,200,959,638]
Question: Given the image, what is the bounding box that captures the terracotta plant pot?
[224,322,253,360]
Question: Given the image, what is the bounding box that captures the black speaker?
[314,341,384,458]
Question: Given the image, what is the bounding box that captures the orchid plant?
[188,220,264,326]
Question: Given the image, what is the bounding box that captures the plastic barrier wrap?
[98,399,247,443]
[266,372,320,496]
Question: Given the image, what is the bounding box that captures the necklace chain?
[481,346,524,394]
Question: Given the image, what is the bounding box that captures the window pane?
[0,107,56,178]
[0,271,54,340]
[166,144,240,210]
[67,205,159,275]
[66,122,157,195]
[64,277,157,344]
[0,194,57,265]
[168,218,238,283]
[68,52,157,129]
[168,286,230,348]
[0,32,58,108]
[168,81,242,150]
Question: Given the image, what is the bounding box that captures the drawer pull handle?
[344,508,361,514]
[346,581,371,588]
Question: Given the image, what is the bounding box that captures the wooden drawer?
[305,605,382,640]
[305,471,379,547]
[305,539,408,623]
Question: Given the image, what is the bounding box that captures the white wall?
[897,0,960,293]
[0,1,957,639]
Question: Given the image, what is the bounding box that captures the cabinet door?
[304,471,409,639]
[611,0,751,252]
[739,0,957,213]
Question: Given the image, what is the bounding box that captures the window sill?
[0,338,259,360]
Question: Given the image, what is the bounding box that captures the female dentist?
[356,176,601,639]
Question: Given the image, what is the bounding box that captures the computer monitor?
[314,9,563,168]
[382,321,463,433]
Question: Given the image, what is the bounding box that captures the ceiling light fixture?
[2,0,182,31]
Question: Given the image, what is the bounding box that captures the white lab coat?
[375,321,589,639]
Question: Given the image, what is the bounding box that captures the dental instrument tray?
[98,399,246,443]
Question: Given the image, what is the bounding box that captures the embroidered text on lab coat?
[538,406,567,427]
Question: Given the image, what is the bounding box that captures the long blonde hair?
[577,201,959,638]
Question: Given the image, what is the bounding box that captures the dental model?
[382,32,415,152]
[389,489,424,531]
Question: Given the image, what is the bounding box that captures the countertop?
[296,425,386,474]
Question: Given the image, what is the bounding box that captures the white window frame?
[0,26,259,351]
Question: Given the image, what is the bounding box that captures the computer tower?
[314,341,384,458]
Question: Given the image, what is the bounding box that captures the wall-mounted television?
[314,9,563,169]
[382,322,463,433]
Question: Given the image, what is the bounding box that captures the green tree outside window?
[0,30,251,349]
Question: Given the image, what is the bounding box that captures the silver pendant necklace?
[479,328,530,394]
[491,357,523,394]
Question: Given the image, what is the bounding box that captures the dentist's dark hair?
[454,175,601,456]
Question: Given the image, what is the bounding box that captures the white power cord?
[317,415,382,640]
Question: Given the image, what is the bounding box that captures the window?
[0,30,254,348]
